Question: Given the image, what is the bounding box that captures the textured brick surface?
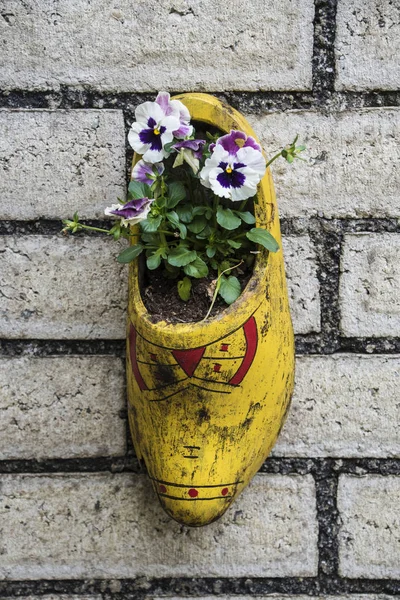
[273,355,400,458]
[338,475,400,578]
[0,235,127,339]
[0,473,317,579]
[0,110,126,220]
[2,597,102,600]
[0,356,126,460]
[0,235,317,339]
[340,233,400,337]
[282,236,320,334]
[154,597,398,600]
[250,109,400,218]
[0,0,314,93]
[336,0,400,91]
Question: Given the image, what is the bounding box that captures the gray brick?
[338,475,400,578]
[249,109,400,218]
[0,110,126,220]
[283,236,320,334]
[153,597,398,600]
[0,356,126,460]
[0,473,317,579]
[273,355,400,458]
[2,597,102,600]
[336,0,400,91]
[0,235,127,339]
[340,233,400,337]
[0,0,314,92]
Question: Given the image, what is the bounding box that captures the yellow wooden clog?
[126,93,295,527]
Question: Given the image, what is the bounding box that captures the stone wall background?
[0,0,399,596]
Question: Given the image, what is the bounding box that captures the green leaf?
[219,275,241,305]
[206,246,216,258]
[187,216,207,234]
[167,212,187,239]
[109,223,122,241]
[147,251,162,270]
[140,215,162,232]
[227,239,242,249]
[176,204,193,223]
[210,259,218,270]
[168,246,197,267]
[128,180,150,199]
[192,206,207,216]
[167,181,186,208]
[141,232,158,244]
[235,210,256,225]
[195,224,212,239]
[177,277,192,301]
[163,139,177,154]
[183,256,209,279]
[117,244,144,264]
[217,206,241,230]
[246,228,280,252]
[166,211,180,227]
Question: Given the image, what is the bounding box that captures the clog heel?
[127,93,295,527]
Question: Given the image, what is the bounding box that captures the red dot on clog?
[221,487,229,496]
[188,488,199,498]
[159,484,167,493]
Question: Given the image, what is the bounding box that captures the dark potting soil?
[141,268,252,323]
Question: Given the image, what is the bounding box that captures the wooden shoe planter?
[127,93,295,527]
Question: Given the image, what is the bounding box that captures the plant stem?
[238,199,247,211]
[77,224,112,234]
[266,151,283,169]
[202,260,244,321]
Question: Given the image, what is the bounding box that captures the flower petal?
[155,91,173,115]
[135,101,165,126]
[236,146,266,176]
[128,122,150,154]
[217,130,262,156]
[131,159,164,184]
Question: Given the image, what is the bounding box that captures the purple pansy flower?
[156,92,193,139]
[105,197,153,226]
[131,159,164,185]
[200,143,266,201]
[173,139,206,160]
[209,130,262,155]
[128,100,180,163]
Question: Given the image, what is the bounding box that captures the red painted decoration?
[150,353,157,361]
[129,325,148,391]
[213,363,222,372]
[220,344,230,352]
[229,316,258,385]
[221,487,229,496]
[172,347,205,377]
[188,488,199,498]
[159,484,167,493]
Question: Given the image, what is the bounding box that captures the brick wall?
[0,0,399,597]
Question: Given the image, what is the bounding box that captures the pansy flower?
[105,197,153,227]
[172,139,206,173]
[209,130,262,155]
[200,143,266,201]
[131,159,164,185]
[128,101,180,164]
[128,92,194,163]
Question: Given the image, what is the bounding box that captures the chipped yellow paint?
[126,93,295,527]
